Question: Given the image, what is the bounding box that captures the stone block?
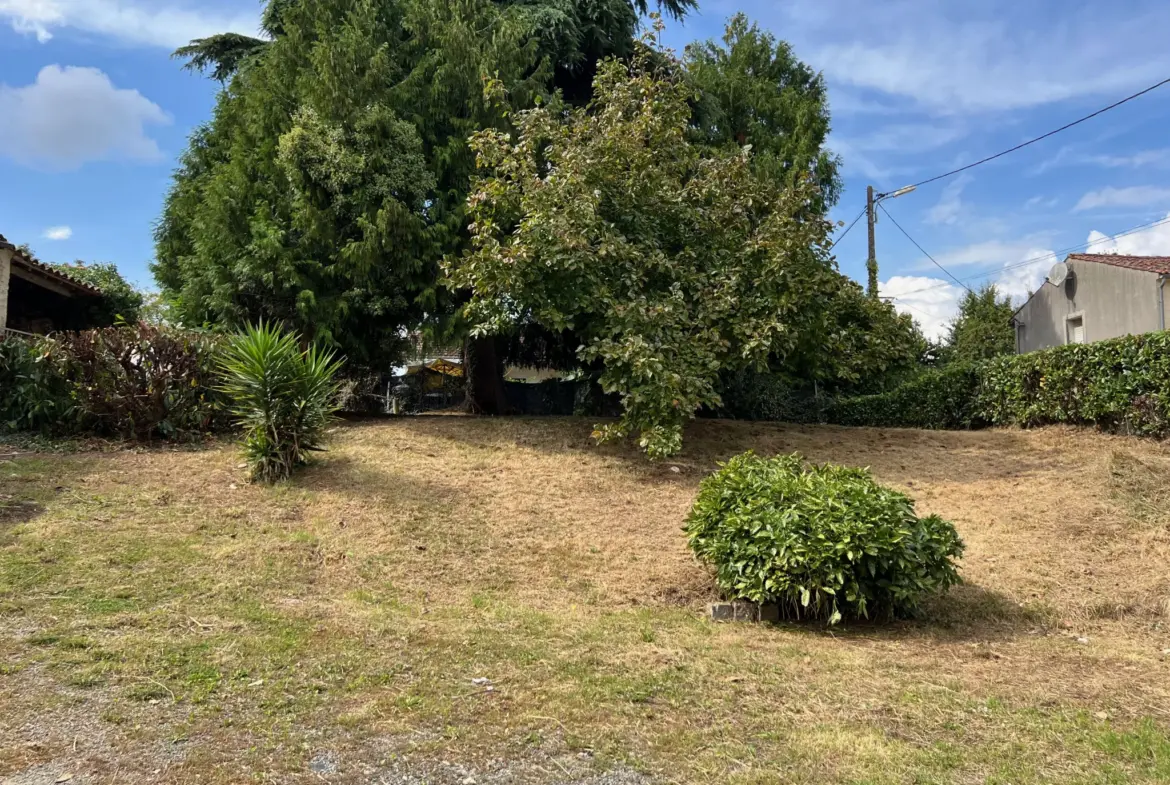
[709,600,780,623]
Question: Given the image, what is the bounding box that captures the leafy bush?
[57,325,228,439]
[827,364,983,430]
[828,331,1170,436]
[0,335,75,432]
[978,332,1170,435]
[49,261,145,326]
[219,323,345,483]
[685,452,964,623]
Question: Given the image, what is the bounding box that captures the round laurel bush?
[685,452,964,623]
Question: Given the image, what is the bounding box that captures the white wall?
[0,249,11,331]
[1015,260,1166,353]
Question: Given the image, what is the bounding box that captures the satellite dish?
[1048,262,1070,287]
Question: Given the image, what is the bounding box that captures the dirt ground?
[1,417,1168,784]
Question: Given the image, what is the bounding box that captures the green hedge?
[1,325,229,440]
[718,369,829,424]
[827,331,1170,435]
[828,364,983,430]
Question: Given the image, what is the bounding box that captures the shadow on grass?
[353,414,1057,491]
[294,452,466,509]
[804,582,1053,644]
[0,499,45,525]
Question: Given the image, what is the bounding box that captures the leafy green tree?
[158,0,693,380]
[43,261,143,326]
[793,282,927,393]
[946,284,1016,363]
[447,37,840,456]
[685,13,840,213]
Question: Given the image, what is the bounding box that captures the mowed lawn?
[1,418,1169,784]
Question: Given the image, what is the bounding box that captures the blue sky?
[3,0,1170,338]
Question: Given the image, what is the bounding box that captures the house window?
[1067,315,1085,345]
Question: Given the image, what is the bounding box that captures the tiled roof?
[1067,253,1170,275]
[0,233,102,296]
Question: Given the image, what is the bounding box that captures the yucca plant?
[218,323,345,483]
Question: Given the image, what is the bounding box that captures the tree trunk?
[464,335,508,415]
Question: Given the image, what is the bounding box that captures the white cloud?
[1024,195,1059,210]
[830,122,965,184]
[909,238,1051,271]
[764,1,1170,114]
[1085,211,1170,256]
[1074,186,1170,212]
[880,275,964,340]
[0,65,170,170]
[1084,149,1170,169]
[42,225,72,241]
[828,138,902,182]
[883,246,1051,339]
[1034,145,1170,174]
[925,174,970,226]
[994,255,1050,302]
[0,0,259,48]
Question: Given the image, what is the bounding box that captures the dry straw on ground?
[1,418,1168,784]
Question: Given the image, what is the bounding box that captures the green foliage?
[685,452,964,623]
[685,13,840,213]
[784,280,928,393]
[49,261,145,326]
[449,36,840,457]
[831,331,1170,437]
[0,336,75,433]
[828,364,984,430]
[0,326,226,439]
[173,33,268,82]
[944,284,1016,364]
[218,323,345,483]
[57,325,228,440]
[718,369,828,424]
[156,0,678,371]
[978,331,1170,435]
[155,0,449,370]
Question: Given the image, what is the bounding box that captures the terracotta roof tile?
[1,233,102,296]
[1067,253,1170,275]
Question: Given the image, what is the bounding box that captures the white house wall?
[1016,260,1165,353]
[0,248,11,330]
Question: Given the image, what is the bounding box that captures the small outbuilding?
[0,234,103,335]
[1012,253,1170,353]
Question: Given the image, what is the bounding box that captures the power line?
[876,202,973,292]
[890,213,1170,298]
[882,296,936,320]
[829,205,867,250]
[901,75,1170,192]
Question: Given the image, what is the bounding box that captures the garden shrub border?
[1,325,229,440]
[825,331,1170,435]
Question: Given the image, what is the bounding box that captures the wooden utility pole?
[866,185,878,298]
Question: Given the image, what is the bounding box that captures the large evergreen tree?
[157,0,693,375]
[685,13,841,213]
[157,1,848,423]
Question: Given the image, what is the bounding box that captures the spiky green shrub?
[686,452,964,623]
[219,323,345,483]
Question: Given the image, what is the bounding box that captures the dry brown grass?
[1,418,1169,784]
